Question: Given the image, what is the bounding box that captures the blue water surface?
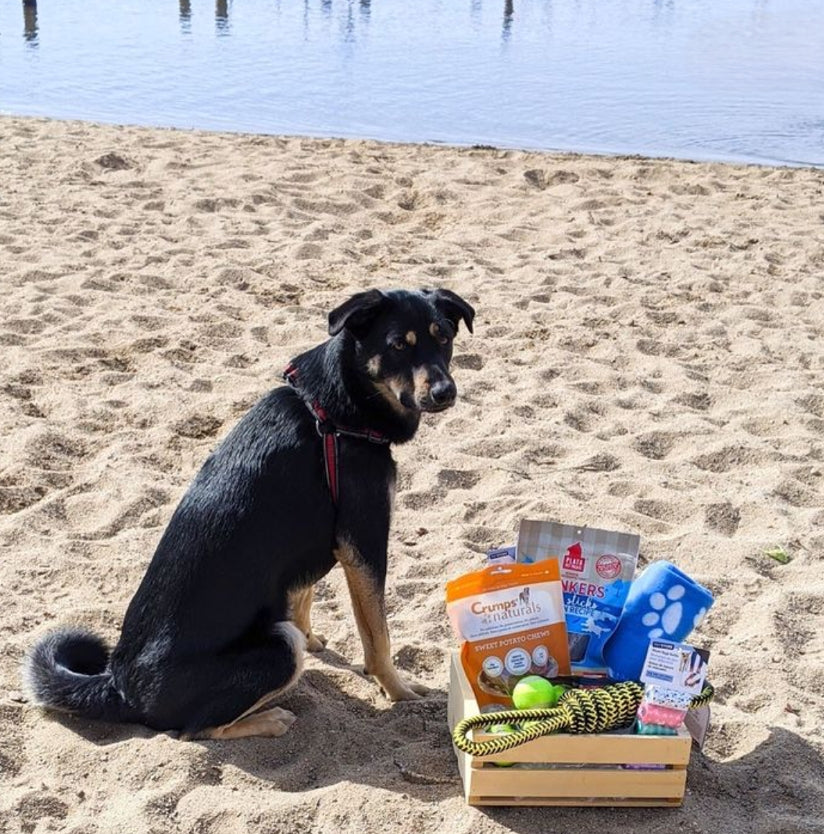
[1,0,822,166]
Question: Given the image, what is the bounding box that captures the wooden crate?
[447,653,692,807]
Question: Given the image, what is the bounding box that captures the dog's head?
[328,288,474,414]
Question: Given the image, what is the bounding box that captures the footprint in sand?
[693,445,763,473]
[704,502,741,536]
[13,793,69,832]
[773,478,819,507]
[676,391,712,411]
[634,431,677,460]
[451,353,484,371]
[24,430,89,471]
[0,484,48,515]
[295,242,323,260]
[173,414,223,440]
[437,469,482,490]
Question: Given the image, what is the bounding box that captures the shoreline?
[3,112,821,172]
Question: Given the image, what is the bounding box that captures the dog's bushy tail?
[22,628,138,723]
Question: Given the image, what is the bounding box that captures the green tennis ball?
[488,722,517,768]
[512,676,562,710]
[550,684,567,702]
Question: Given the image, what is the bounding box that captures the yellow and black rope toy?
[452,681,714,757]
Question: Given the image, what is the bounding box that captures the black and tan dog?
[23,288,474,740]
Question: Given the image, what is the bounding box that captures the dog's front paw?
[305,632,327,652]
[406,680,429,696]
[386,677,429,701]
[388,685,425,702]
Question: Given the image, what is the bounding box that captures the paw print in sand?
[641,585,707,640]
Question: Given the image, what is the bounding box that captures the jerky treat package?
[446,561,570,708]
[517,520,639,676]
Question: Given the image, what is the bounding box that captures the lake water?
[1,0,823,167]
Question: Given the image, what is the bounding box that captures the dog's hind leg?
[288,586,327,652]
[178,622,305,741]
[195,706,298,740]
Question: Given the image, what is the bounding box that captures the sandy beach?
[1,115,823,833]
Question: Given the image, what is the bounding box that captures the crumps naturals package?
[446,560,570,708]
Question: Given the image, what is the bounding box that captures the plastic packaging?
[446,560,571,708]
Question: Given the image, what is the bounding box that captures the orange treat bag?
[446,560,571,708]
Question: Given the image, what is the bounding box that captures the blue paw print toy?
[602,560,714,682]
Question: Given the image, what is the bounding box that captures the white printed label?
[505,648,531,675]
[640,640,709,694]
[532,645,549,666]
[447,581,566,643]
[482,656,504,678]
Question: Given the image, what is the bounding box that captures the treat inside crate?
[447,653,693,807]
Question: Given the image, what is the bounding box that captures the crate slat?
[468,796,684,807]
[470,765,687,800]
[472,731,691,766]
[448,654,478,802]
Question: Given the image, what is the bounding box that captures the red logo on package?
[596,554,622,579]
[563,542,585,573]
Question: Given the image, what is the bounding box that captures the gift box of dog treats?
[446,518,714,807]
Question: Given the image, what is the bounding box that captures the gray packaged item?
[517,520,639,675]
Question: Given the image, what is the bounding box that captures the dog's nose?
[430,379,456,407]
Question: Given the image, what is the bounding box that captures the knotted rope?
[452,681,714,757]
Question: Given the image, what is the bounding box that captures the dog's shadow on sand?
[198,647,459,801]
[48,647,459,802]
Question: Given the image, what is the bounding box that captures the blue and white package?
[486,545,516,565]
[516,520,640,675]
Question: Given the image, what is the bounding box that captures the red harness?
[283,364,389,505]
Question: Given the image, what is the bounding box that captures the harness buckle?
[315,418,337,437]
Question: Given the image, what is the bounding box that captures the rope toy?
[452,681,714,757]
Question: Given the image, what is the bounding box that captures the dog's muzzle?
[419,378,457,412]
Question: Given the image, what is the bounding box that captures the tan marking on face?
[405,330,417,346]
[429,322,440,339]
[412,366,430,401]
[388,374,415,407]
[366,355,381,377]
[371,377,413,414]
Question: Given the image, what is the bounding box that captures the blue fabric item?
[602,560,714,682]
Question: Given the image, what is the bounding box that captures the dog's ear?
[328,289,387,337]
[424,288,475,334]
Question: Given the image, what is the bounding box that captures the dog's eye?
[390,338,406,351]
[431,323,451,345]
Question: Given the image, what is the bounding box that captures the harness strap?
[283,363,389,506]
